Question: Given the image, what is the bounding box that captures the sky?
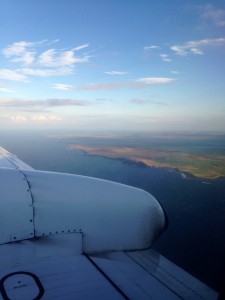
[0,0,225,132]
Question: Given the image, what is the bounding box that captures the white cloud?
[0,112,61,125]
[11,115,27,123]
[160,54,172,62]
[171,37,225,56]
[201,4,225,27]
[0,69,27,81]
[0,87,14,93]
[73,44,89,51]
[12,51,35,66]
[104,71,128,75]
[21,67,73,77]
[131,98,166,105]
[2,40,47,66]
[38,48,56,66]
[46,98,91,106]
[38,48,89,67]
[0,98,91,109]
[136,77,174,86]
[1,40,90,80]
[31,115,61,122]
[0,113,11,121]
[170,70,180,74]
[79,77,174,90]
[79,82,125,90]
[144,45,160,51]
[53,83,74,90]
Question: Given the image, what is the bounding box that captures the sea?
[1,130,225,293]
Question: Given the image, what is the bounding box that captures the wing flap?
[89,250,218,300]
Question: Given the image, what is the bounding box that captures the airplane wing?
[0,147,218,299]
[0,146,33,170]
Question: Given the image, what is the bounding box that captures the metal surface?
[0,147,33,170]
[89,250,218,300]
[0,168,34,245]
[0,238,125,300]
[24,169,166,252]
[0,147,219,299]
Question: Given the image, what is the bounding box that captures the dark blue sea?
[1,130,225,292]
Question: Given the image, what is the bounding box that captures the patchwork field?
[68,144,225,179]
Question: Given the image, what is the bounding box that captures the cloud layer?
[79,77,174,90]
[0,98,91,109]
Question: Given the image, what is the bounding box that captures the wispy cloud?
[131,98,166,105]
[200,4,225,27]
[0,113,27,123]
[0,69,27,81]
[144,46,172,62]
[0,113,62,123]
[104,71,128,75]
[171,37,225,56]
[160,53,172,62]
[31,115,62,122]
[1,40,90,81]
[2,40,46,66]
[0,98,92,109]
[2,40,90,67]
[170,70,180,74]
[53,83,74,90]
[0,86,14,93]
[10,115,27,123]
[21,67,73,77]
[144,45,160,51]
[79,77,174,90]
[136,77,174,86]
[38,48,89,67]
[78,82,125,91]
[73,44,89,51]
[46,98,91,107]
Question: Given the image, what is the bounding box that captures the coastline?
[67,145,225,180]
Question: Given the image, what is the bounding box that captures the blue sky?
[0,0,225,132]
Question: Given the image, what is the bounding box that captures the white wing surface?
[0,146,33,170]
[0,147,218,299]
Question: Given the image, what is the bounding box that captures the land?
[52,133,225,179]
[68,144,225,180]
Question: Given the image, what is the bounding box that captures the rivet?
[14,237,16,240]
[30,233,33,236]
[30,219,33,222]
[68,230,70,232]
